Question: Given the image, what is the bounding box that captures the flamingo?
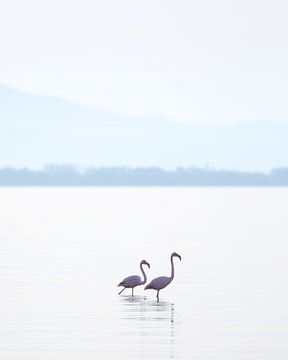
[118,259,150,296]
[144,252,181,301]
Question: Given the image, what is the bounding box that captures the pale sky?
[1,0,288,124]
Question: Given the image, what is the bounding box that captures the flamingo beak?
[146,262,151,268]
[177,254,182,261]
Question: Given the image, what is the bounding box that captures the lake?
[0,187,287,359]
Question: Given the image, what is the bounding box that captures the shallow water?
[0,187,287,359]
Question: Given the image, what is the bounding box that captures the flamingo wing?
[145,276,171,290]
[118,275,142,288]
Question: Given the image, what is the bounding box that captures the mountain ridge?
[1,85,287,171]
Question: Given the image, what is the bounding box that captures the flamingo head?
[141,260,150,268]
[171,252,182,261]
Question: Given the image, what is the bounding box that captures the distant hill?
[0,85,287,171]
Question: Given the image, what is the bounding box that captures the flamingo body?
[118,275,142,288]
[144,276,171,290]
[145,252,181,301]
[118,260,150,296]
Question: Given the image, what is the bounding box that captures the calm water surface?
[0,188,287,359]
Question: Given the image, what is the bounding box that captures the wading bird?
[118,259,150,296]
[145,252,181,301]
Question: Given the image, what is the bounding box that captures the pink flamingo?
[118,260,150,296]
[145,252,181,301]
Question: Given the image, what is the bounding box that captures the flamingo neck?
[170,255,175,281]
[140,263,147,284]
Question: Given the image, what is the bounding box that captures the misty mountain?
[1,85,287,171]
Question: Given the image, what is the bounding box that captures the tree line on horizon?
[0,165,287,186]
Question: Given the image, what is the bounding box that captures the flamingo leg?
[157,290,159,302]
[132,287,134,296]
[118,287,126,295]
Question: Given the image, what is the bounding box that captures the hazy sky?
[1,0,288,124]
